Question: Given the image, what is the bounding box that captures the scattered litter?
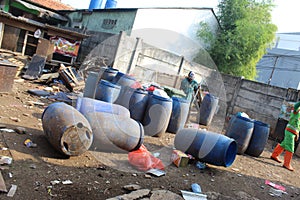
[191,183,202,193]
[62,180,73,185]
[1,147,8,150]
[196,161,206,170]
[105,180,110,184]
[269,188,287,197]
[171,149,189,167]
[0,171,7,192]
[152,152,160,158]
[146,168,166,177]
[7,184,17,197]
[123,184,142,191]
[15,127,26,134]
[27,89,51,97]
[43,87,54,92]
[144,174,152,179]
[30,164,36,169]
[0,124,6,128]
[47,185,57,197]
[26,101,45,106]
[231,168,240,172]
[24,139,37,148]
[0,128,15,133]
[181,190,207,200]
[50,180,61,185]
[265,180,286,191]
[9,117,21,122]
[0,156,13,165]
[8,172,13,178]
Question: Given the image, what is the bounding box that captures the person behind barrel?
[180,71,199,102]
[271,101,300,171]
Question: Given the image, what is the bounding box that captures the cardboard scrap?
[0,171,7,192]
[7,184,17,197]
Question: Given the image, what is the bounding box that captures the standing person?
[180,71,199,103]
[271,101,300,171]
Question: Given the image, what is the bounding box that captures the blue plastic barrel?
[112,71,125,84]
[167,97,190,134]
[86,112,144,153]
[129,89,149,122]
[101,68,118,82]
[245,120,270,157]
[225,115,254,154]
[89,0,103,10]
[199,94,219,126]
[143,94,173,137]
[174,128,237,167]
[95,80,121,103]
[114,74,136,88]
[75,97,130,118]
[105,0,118,8]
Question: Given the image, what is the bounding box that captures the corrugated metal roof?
[28,0,74,11]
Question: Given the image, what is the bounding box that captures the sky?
[60,0,299,33]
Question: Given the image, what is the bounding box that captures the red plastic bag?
[128,145,165,171]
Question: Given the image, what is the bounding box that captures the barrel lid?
[134,88,148,94]
[172,97,189,103]
[236,115,254,122]
[152,94,172,102]
[100,80,121,88]
[254,120,270,127]
[104,67,119,73]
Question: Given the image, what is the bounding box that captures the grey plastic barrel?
[143,94,173,137]
[199,94,219,126]
[115,86,135,109]
[95,80,121,103]
[167,97,190,134]
[42,102,93,156]
[129,89,149,122]
[75,96,130,118]
[83,71,101,98]
[85,112,144,153]
[174,128,237,167]
[225,115,254,154]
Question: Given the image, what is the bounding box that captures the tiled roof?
[29,0,74,10]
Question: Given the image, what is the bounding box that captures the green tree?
[196,0,277,80]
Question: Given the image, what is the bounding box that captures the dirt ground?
[0,79,300,200]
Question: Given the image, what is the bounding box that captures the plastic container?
[101,67,118,82]
[175,128,237,167]
[129,89,149,122]
[199,94,219,126]
[225,115,254,154]
[85,112,144,153]
[95,79,121,103]
[143,94,173,137]
[112,71,125,84]
[114,74,136,88]
[245,120,270,157]
[75,96,130,118]
[42,102,93,156]
[115,86,135,109]
[83,71,101,98]
[167,97,190,134]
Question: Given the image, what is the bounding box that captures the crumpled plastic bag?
[128,144,165,171]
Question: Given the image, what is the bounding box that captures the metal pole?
[267,56,279,85]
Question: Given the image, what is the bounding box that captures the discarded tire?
[76,97,130,118]
[174,128,237,167]
[42,102,93,156]
[245,120,270,157]
[86,112,144,153]
[225,115,254,154]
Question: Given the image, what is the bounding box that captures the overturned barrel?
[143,94,172,137]
[75,96,130,118]
[167,97,190,134]
[42,102,93,156]
[225,115,254,154]
[245,120,270,157]
[174,128,237,167]
[95,80,121,103]
[129,89,149,122]
[85,112,144,153]
[199,94,219,126]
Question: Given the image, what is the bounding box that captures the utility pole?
[267,56,279,85]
